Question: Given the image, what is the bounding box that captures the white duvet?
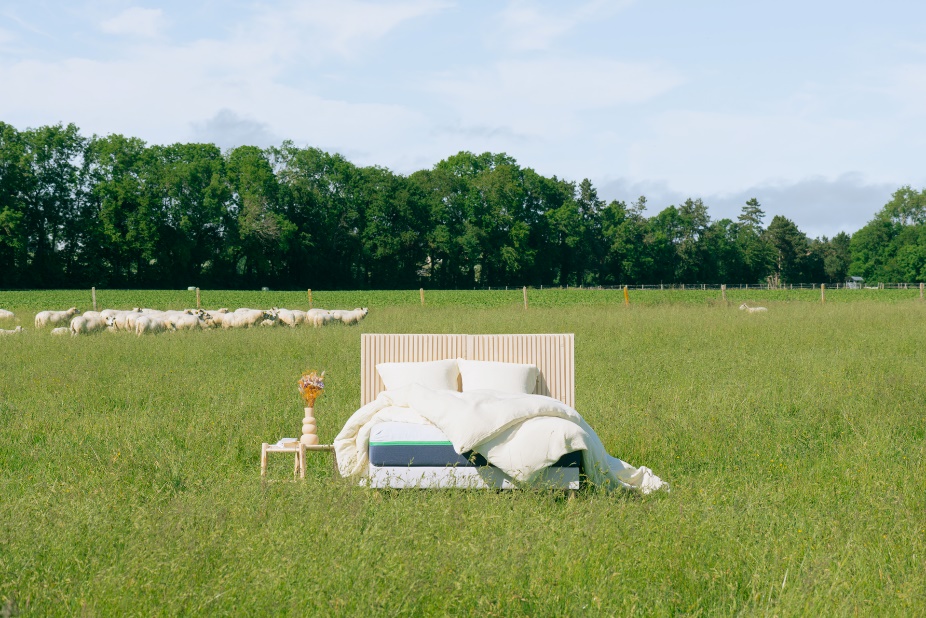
[334,384,667,494]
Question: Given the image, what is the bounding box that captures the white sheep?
[273,308,298,328]
[739,303,768,313]
[112,309,142,331]
[171,313,208,331]
[200,308,228,328]
[307,308,334,327]
[330,307,368,325]
[35,307,80,328]
[50,327,70,336]
[291,309,308,326]
[234,309,273,328]
[70,315,106,336]
[124,310,146,331]
[0,309,14,320]
[0,326,23,335]
[135,315,169,336]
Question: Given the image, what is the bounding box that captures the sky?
[1,0,925,238]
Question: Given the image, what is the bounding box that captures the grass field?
[1,294,925,615]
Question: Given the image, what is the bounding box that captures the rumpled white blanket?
[334,384,668,494]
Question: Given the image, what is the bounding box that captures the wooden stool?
[261,442,335,480]
[261,441,306,479]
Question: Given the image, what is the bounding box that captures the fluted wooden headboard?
[360,334,575,408]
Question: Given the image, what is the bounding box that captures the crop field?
[0,286,922,314]
[1,293,925,615]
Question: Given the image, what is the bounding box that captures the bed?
[353,333,578,489]
[335,333,667,493]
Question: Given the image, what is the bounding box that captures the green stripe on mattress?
[369,440,453,446]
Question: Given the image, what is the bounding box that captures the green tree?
[18,123,86,286]
[601,196,651,284]
[226,145,292,287]
[81,134,158,286]
[146,143,230,287]
[359,165,428,288]
[849,186,926,283]
[0,122,29,286]
[273,143,364,289]
[822,232,852,282]
[765,215,811,284]
[736,198,775,283]
[675,197,710,282]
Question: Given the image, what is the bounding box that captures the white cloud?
[428,57,682,137]
[884,63,926,114]
[189,109,280,150]
[494,0,633,51]
[620,105,917,196]
[0,26,16,45]
[597,173,898,239]
[247,0,452,63]
[100,7,166,38]
[0,43,430,165]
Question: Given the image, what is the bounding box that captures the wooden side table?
[261,442,334,480]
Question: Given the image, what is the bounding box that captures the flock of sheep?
[0,306,368,336]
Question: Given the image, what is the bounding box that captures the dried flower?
[298,370,325,406]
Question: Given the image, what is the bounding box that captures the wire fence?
[493,282,924,291]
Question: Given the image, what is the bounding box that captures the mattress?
[368,421,582,468]
[366,421,582,489]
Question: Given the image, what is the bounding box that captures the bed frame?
[361,333,575,407]
[359,333,578,489]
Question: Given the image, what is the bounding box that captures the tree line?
[1,122,924,290]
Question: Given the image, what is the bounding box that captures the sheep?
[35,307,79,328]
[0,326,23,335]
[330,307,369,325]
[307,308,334,327]
[0,309,14,320]
[344,307,368,325]
[739,303,768,313]
[135,315,169,336]
[50,327,70,336]
[291,309,308,326]
[200,308,228,328]
[124,310,146,331]
[273,308,298,328]
[70,315,106,336]
[171,313,208,331]
[234,309,273,328]
[113,309,142,331]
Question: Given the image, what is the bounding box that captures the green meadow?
[1,293,924,615]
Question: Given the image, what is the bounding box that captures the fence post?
[623,285,630,306]
[91,287,97,312]
[196,287,201,309]
[420,288,425,306]
[821,283,826,304]
[307,289,312,308]
[721,284,726,303]
[921,282,924,300]
[523,286,528,310]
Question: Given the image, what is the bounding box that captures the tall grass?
[1,300,924,615]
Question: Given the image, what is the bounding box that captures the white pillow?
[376,359,460,391]
[457,359,539,394]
